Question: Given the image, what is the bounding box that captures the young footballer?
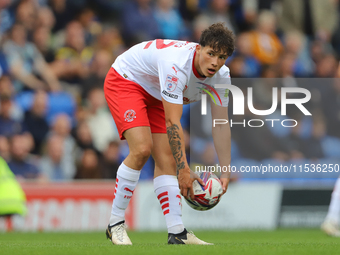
[104,23,234,245]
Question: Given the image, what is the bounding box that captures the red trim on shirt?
[192,51,205,79]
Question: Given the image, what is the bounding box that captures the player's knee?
[133,144,152,162]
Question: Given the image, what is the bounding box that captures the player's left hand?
[219,177,230,195]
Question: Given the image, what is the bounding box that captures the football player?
[104,23,234,245]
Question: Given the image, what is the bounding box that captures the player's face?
[195,45,228,78]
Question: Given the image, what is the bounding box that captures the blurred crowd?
[0,0,339,181]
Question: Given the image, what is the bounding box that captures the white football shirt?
[112,39,231,107]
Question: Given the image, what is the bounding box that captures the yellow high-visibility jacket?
[0,157,27,216]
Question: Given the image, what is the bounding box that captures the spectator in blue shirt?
[154,0,188,40]
[0,94,24,137]
[121,0,161,47]
[8,134,41,179]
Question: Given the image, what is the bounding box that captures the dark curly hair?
[199,23,235,56]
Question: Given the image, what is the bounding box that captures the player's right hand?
[178,169,205,200]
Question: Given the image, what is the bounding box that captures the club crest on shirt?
[165,74,178,92]
[124,109,136,122]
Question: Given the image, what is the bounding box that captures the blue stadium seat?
[46,92,76,125]
[15,91,76,126]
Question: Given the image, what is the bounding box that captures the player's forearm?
[166,122,189,175]
[212,123,231,178]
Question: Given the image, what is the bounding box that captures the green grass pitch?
[1,229,340,255]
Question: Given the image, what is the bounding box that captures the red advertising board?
[1,181,135,231]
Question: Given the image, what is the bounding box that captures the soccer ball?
[184,171,223,211]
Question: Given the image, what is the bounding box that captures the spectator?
[310,40,330,64]
[315,54,338,78]
[249,10,283,65]
[49,113,77,169]
[80,49,113,99]
[321,80,340,138]
[227,56,245,78]
[284,31,314,77]
[229,32,261,77]
[15,0,37,36]
[301,112,327,159]
[154,0,188,40]
[252,66,281,109]
[7,134,41,179]
[2,23,60,92]
[76,7,102,46]
[121,0,161,47]
[75,149,101,179]
[33,26,55,63]
[94,26,125,57]
[0,0,13,42]
[200,0,235,33]
[23,90,49,154]
[74,121,98,152]
[0,136,10,161]
[39,134,76,180]
[178,0,200,23]
[191,14,210,42]
[279,0,338,42]
[0,51,9,78]
[278,53,297,79]
[49,0,78,33]
[0,75,23,121]
[0,93,24,137]
[100,141,121,179]
[85,88,119,152]
[36,6,56,31]
[51,20,93,85]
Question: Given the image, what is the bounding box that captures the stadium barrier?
[0,181,282,231]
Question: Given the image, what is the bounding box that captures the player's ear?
[196,44,201,53]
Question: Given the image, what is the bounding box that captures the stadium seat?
[46,92,76,125]
[15,91,76,126]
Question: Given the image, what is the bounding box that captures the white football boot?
[321,219,340,237]
[168,229,213,245]
[106,221,132,245]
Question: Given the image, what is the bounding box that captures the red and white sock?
[154,175,184,234]
[326,177,340,224]
[109,162,140,226]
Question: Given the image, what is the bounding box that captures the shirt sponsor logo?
[165,74,178,92]
[124,109,136,122]
[162,90,178,99]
